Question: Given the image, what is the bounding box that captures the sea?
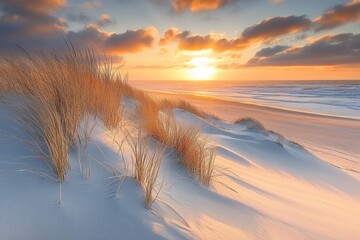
[132,80,360,120]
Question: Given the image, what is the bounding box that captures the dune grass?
[234,117,266,131]
[15,97,70,182]
[167,121,215,185]
[159,98,207,119]
[122,129,164,209]
[235,117,304,149]
[0,45,216,197]
[0,46,123,181]
[136,95,215,185]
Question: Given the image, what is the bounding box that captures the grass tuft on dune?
[234,117,266,131]
[136,96,215,185]
[0,46,125,181]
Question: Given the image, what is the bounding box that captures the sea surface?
[132,80,360,119]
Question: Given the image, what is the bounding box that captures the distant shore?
[150,90,360,177]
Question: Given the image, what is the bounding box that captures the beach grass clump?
[0,46,124,181]
[143,144,164,209]
[234,117,266,131]
[159,98,207,119]
[267,130,304,149]
[16,97,70,182]
[137,97,215,185]
[167,121,215,185]
[125,131,164,209]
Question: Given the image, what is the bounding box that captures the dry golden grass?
[159,98,207,119]
[15,97,70,182]
[162,118,215,185]
[234,117,266,131]
[136,95,215,185]
[124,129,164,209]
[0,45,215,187]
[136,95,166,140]
[143,145,163,209]
[0,46,124,181]
[128,132,148,185]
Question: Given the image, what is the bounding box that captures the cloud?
[0,0,155,56]
[81,0,102,10]
[178,34,223,51]
[67,24,109,49]
[160,16,311,52]
[160,28,229,51]
[0,0,67,48]
[159,27,190,45]
[247,33,360,66]
[67,25,158,54]
[96,14,116,27]
[241,15,311,43]
[171,0,241,12]
[66,13,115,28]
[166,0,284,12]
[105,27,158,54]
[313,0,360,31]
[254,45,289,57]
[0,0,67,15]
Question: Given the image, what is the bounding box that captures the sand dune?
[151,91,360,177]
[0,96,359,239]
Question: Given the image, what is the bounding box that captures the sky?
[0,0,359,81]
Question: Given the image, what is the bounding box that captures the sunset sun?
[188,57,215,80]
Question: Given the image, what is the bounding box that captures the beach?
[151,91,360,177]
[1,86,359,239]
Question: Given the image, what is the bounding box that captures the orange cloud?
[160,16,311,52]
[247,33,360,66]
[171,0,239,12]
[96,14,116,27]
[314,0,360,31]
[159,27,190,45]
[68,25,158,54]
[0,0,67,39]
[0,0,156,57]
[105,26,158,54]
[1,0,66,15]
[67,24,109,49]
[0,1,151,57]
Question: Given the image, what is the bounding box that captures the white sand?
[0,96,359,239]
[151,92,360,177]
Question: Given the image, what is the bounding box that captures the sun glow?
[188,57,215,80]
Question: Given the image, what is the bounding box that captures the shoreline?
[145,90,360,123]
[148,90,360,122]
[149,90,360,176]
